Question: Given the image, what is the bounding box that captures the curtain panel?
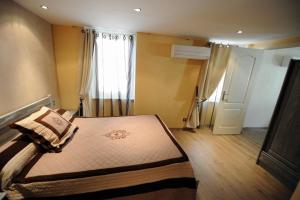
[201,44,232,100]
[89,33,135,117]
[79,29,97,117]
[186,43,232,128]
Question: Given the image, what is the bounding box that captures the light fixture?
[133,8,142,12]
[237,30,243,34]
[41,5,48,10]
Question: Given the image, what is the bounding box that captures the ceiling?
[14,0,300,44]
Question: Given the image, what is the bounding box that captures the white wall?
[243,47,300,127]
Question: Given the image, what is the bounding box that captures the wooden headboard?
[0,95,52,146]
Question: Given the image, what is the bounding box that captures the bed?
[0,96,197,200]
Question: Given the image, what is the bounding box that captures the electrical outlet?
[182,118,187,122]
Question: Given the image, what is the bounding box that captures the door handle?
[221,91,227,102]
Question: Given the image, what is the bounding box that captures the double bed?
[0,96,197,199]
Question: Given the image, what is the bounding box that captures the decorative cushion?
[53,108,75,122]
[11,107,78,151]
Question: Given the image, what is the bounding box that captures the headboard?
[0,95,52,146]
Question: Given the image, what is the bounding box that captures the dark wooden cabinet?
[258,59,300,190]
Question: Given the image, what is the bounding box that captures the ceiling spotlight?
[237,30,243,34]
[41,5,48,10]
[133,8,142,12]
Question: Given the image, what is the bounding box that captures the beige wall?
[52,25,82,111]
[249,36,300,49]
[135,33,207,128]
[0,0,59,115]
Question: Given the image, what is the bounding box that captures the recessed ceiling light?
[41,5,48,10]
[237,30,243,34]
[133,8,142,12]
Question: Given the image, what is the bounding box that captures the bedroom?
[0,0,300,199]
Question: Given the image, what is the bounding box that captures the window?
[208,72,225,102]
[91,33,135,100]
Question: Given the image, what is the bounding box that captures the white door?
[213,47,263,134]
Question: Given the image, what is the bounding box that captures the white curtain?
[90,33,135,117]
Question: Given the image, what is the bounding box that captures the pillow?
[0,135,39,190]
[53,108,75,122]
[11,107,78,151]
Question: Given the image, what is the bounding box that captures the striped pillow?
[11,107,78,151]
[0,135,39,189]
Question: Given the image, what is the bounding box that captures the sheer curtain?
[89,32,135,117]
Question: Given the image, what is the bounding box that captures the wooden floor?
[242,128,267,146]
[172,128,292,200]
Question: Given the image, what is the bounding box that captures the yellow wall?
[52,25,82,110]
[52,29,207,128]
[249,36,300,49]
[135,33,207,128]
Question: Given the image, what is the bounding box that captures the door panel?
[221,108,242,127]
[213,47,263,134]
[227,56,255,103]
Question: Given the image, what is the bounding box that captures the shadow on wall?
[174,39,208,125]
[175,59,203,101]
[175,59,203,121]
[272,54,285,66]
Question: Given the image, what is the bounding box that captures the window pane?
[91,34,135,100]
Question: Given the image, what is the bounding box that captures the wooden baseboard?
[258,151,298,190]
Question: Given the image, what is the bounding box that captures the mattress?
[5,115,197,199]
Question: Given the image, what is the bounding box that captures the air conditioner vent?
[171,45,211,60]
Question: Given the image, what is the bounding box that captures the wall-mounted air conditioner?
[171,45,211,60]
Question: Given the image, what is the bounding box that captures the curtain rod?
[208,42,240,47]
[82,26,135,35]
